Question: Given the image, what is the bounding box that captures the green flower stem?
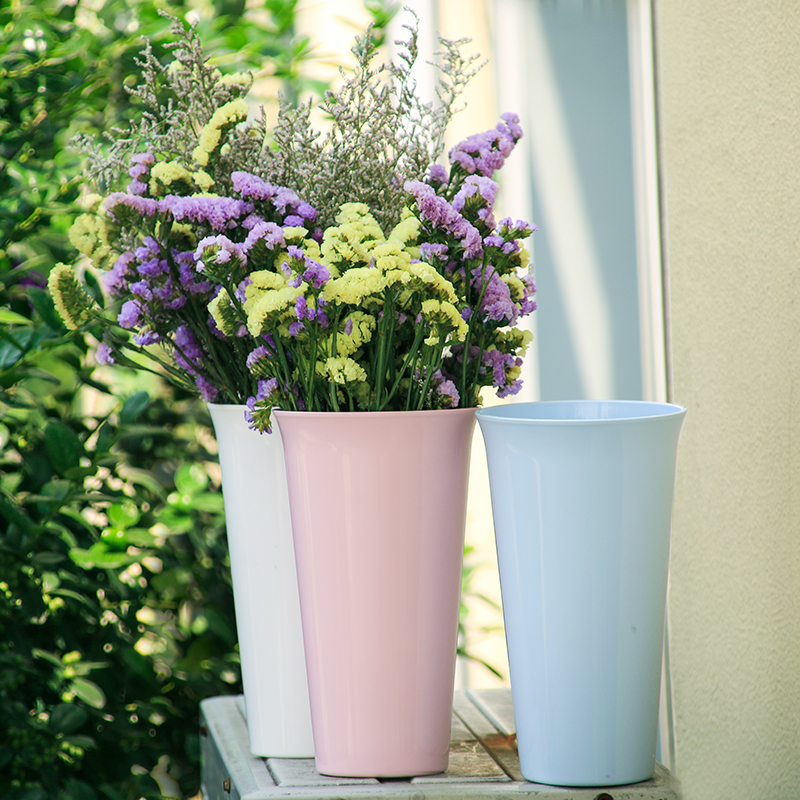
[383,321,425,411]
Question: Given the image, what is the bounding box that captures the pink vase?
[274,408,476,778]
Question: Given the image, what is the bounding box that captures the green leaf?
[94,420,116,452]
[61,734,98,751]
[48,702,88,734]
[44,420,82,476]
[68,543,135,570]
[42,571,60,592]
[69,678,106,709]
[62,778,98,800]
[27,286,66,332]
[119,391,150,424]
[0,308,32,325]
[106,500,140,530]
[174,463,209,495]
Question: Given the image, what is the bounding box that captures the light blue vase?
[476,400,686,787]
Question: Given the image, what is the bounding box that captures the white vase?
[207,403,314,758]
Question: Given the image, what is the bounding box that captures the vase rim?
[476,399,686,424]
[273,407,477,418]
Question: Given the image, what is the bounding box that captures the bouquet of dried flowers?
[51,13,536,432]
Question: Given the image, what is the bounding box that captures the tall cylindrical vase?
[207,404,314,758]
[274,408,476,778]
[476,400,686,787]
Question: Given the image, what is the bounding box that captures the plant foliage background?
[0,1,497,797]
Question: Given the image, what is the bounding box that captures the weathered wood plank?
[411,712,509,784]
[201,692,683,799]
[465,688,516,737]
[267,758,380,787]
[452,691,522,781]
[201,695,276,800]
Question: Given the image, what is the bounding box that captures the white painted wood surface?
[201,689,682,799]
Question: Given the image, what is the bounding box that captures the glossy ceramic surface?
[275,408,476,778]
[208,404,314,758]
[476,400,686,787]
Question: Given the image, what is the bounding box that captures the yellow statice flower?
[317,356,368,385]
[332,311,376,358]
[324,268,387,306]
[371,240,412,273]
[283,226,310,243]
[247,270,289,292]
[68,214,103,259]
[192,98,249,166]
[47,263,97,330]
[407,262,458,303]
[388,210,420,247]
[246,286,304,337]
[193,169,215,192]
[420,299,469,345]
[502,274,527,302]
[150,161,195,193]
[208,289,240,337]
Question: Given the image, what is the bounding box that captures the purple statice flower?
[196,375,219,402]
[235,276,252,303]
[137,258,168,278]
[135,236,160,260]
[246,345,270,370]
[344,318,353,336]
[128,180,148,196]
[195,235,247,269]
[160,195,254,231]
[482,349,523,398]
[118,299,142,329]
[405,180,484,260]
[295,296,309,321]
[232,171,275,201]
[288,321,305,337]
[133,330,160,346]
[168,295,188,311]
[461,307,473,321]
[272,187,302,215]
[498,217,537,237]
[288,273,303,289]
[208,314,226,340]
[127,153,154,196]
[130,280,153,301]
[502,240,520,256]
[474,266,518,325]
[302,260,330,289]
[283,215,305,227]
[129,152,155,171]
[245,378,279,429]
[500,112,524,141]
[419,243,449,263]
[448,115,523,179]
[173,325,203,375]
[105,192,160,219]
[296,202,317,222]
[427,163,449,187]
[484,235,505,249]
[453,175,499,214]
[96,342,115,365]
[244,221,285,251]
[432,370,460,409]
[519,274,538,316]
[103,251,135,296]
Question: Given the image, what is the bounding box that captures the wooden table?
[200,688,682,800]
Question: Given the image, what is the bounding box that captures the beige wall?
[655,3,800,797]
